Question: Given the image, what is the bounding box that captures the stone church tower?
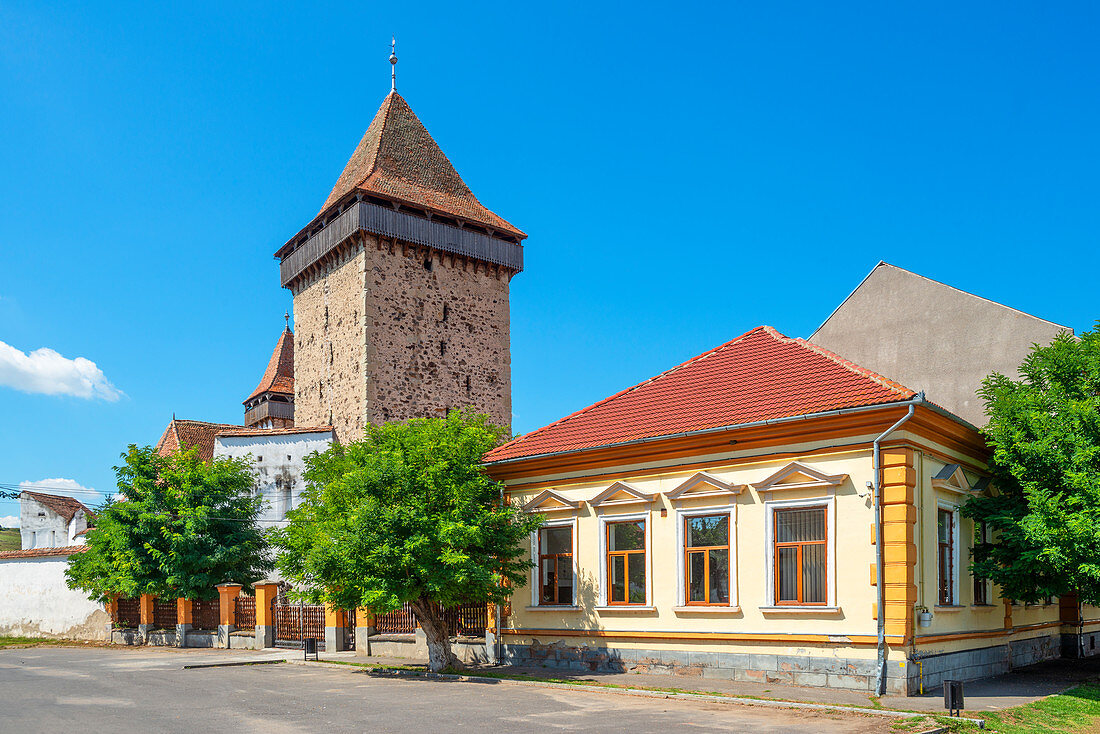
[275,89,525,443]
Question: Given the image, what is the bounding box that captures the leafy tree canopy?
[963,324,1100,604]
[66,444,271,601]
[271,410,541,671]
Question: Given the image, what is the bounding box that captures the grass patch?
[0,528,20,552]
[934,682,1100,733]
[0,636,91,649]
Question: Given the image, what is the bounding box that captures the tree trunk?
[410,597,459,672]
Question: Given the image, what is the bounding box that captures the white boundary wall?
[0,552,108,639]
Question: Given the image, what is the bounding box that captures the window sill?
[759,606,842,615]
[934,605,965,613]
[673,605,741,615]
[524,605,581,613]
[970,604,997,609]
[595,605,657,614]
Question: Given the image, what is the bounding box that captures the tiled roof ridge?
[789,333,915,398]
[216,425,333,437]
[0,545,88,560]
[492,327,770,457]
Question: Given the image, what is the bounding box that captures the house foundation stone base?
[501,642,908,694]
[910,636,1060,695]
[1062,631,1100,659]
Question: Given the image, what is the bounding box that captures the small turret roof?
[245,328,294,404]
[320,91,524,239]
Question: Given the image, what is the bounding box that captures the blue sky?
[1,2,1098,525]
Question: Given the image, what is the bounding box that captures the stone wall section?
[290,241,368,443]
[291,234,513,443]
[362,237,512,429]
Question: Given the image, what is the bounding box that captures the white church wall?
[213,430,333,526]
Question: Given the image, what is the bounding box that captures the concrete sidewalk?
[311,649,1100,714]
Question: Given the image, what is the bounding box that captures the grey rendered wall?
[811,263,1069,426]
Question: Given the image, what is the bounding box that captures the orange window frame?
[606,521,646,605]
[684,514,730,606]
[537,526,573,606]
[938,509,955,605]
[773,508,827,606]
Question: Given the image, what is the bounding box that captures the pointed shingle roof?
[245,328,294,403]
[484,326,917,463]
[320,91,524,239]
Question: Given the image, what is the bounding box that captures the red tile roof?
[485,326,917,463]
[216,426,332,438]
[0,546,87,560]
[155,419,240,463]
[245,328,294,403]
[320,92,525,239]
[20,491,91,524]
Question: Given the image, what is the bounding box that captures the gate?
[272,598,326,650]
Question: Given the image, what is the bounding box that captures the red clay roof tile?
[485,326,917,463]
[0,546,87,560]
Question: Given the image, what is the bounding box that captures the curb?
[183,659,286,670]
[294,660,986,727]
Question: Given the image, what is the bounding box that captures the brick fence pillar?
[325,605,349,652]
[484,602,498,663]
[105,594,118,641]
[176,598,193,648]
[355,608,375,656]
[138,593,155,643]
[216,583,242,648]
[254,582,279,649]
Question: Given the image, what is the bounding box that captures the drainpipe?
[874,391,923,696]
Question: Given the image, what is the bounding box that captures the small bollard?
[303,637,318,662]
[944,679,964,716]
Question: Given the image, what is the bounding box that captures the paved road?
[0,647,909,733]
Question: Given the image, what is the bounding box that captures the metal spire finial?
[284,310,290,331]
[390,37,398,92]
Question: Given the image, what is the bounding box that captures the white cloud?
[0,340,122,401]
[0,515,18,528]
[19,478,104,505]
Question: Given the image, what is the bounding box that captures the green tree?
[963,324,1100,604]
[66,445,271,602]
[271,410,541,672]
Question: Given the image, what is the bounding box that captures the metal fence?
[374,602,488,637]
[153,598,177,629]
[192,598,220,631]
[273,603,326,649]
[234,594,256,630]
[116,597,140,628]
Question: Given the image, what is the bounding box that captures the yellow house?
[484,326,1096,695]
